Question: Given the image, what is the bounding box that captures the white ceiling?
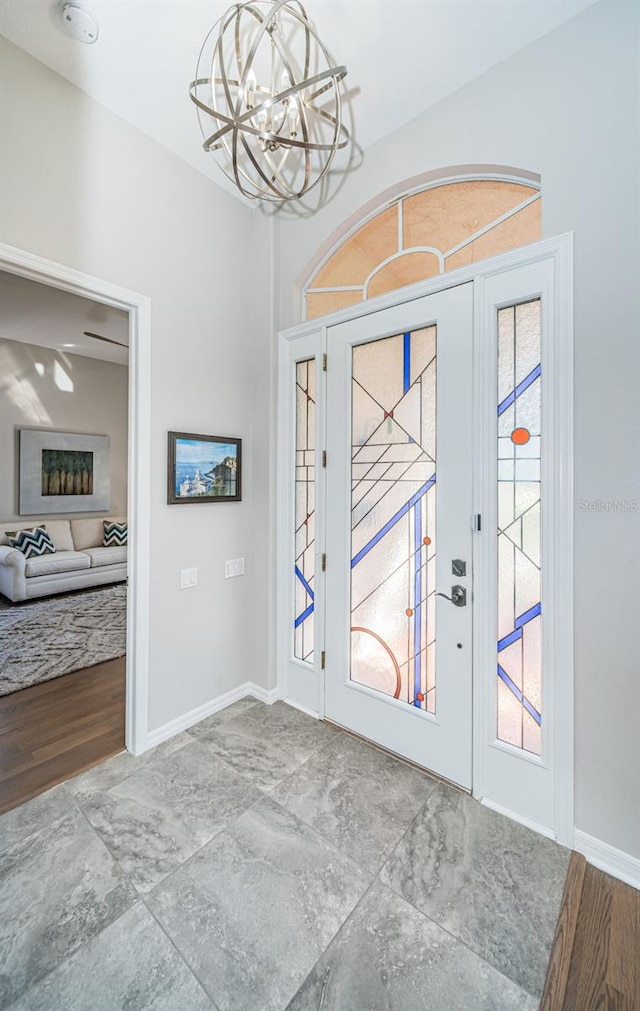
[0,271,129,365]
[0,0,596,202]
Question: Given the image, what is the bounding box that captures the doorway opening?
[0,243,151,813]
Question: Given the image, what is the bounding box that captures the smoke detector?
[61,3,99,44]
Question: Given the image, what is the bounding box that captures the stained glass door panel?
[325,283,474,789]
[294,358,315,663]
[351,328,437,712]
[497,300,542,754]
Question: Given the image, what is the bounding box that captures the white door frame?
[0,242,152,755]
[277,233,574,846]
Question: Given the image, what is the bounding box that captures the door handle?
[435,585,467,607]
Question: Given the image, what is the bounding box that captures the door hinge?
[322,353,327,372]
[320,650,326,669]
[321,553,326,572]
[471,513,482,532]
[322,450,327,468]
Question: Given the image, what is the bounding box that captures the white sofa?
[0,517,127,602]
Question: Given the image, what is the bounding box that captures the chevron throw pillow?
[7,526,56,559]
[103,521,127,547]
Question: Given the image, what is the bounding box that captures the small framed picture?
[167,432,242,504]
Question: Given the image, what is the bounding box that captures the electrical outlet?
[225,557,245,579]
[180,567,198,589]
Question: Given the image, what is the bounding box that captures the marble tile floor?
[0,697,571,1011]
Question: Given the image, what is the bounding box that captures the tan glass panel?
[445,201,541,271]
[367,252,441,299]
[306,290,363,320]
[403,181,538,254]
[351,327,437,713]
[304,179,542,320]
[313,206,399,289]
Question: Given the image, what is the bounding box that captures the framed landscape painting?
[168,432,242,504]
[19,429,110,514]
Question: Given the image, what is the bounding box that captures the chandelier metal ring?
[189,0,350,201]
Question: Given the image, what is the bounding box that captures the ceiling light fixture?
[189,0,349,202]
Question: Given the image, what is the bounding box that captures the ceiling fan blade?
[83,330,128,348]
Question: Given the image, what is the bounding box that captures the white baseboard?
[248,682,280,706]
[574,829,640,891]
[145,681,280,750]
[480,797,557,842]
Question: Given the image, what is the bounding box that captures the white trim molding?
[0,242,152,757]
[146,682,280,749]
[574,830,640,891]
[276,327,327,718]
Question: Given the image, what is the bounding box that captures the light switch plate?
[180,567,198,589]
[225,557,245,578]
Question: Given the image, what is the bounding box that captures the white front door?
[324,283,474,788]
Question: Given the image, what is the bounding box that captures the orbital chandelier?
[189,0,350,202]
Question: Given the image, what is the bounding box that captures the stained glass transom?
[294,359,315,662]
[304,180,542,320]
[497,300,542,754]
[350,327,437,712]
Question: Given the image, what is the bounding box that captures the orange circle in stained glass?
[416,692,425,702]
[423,536,431,545]
[406,608,413,617]
[511,427,531,445]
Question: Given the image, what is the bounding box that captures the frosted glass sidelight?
[351,328,437,712]
[294,359,316,662]
[497,300,541,754]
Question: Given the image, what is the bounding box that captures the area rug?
[0,584,126,696]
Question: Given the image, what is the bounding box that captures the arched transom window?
[303,178,541,320]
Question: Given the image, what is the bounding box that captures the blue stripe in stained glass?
[351,475,436,568]
[515,601,541,628]
[403,332,411,394]
[498,627,522,652]
[498,364,541,417]
[294,565,314,601]
[497,664,542,726]
[497,601,541,652]
[294,602,314,629]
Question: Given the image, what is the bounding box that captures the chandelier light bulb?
[189,0,350,202]
[245,70,257,107]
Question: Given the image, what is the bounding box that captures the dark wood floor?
[0,656,125,814]
[541,851,640,1010]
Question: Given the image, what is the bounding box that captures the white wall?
[0,338,128,520]
[272,0,640,859]
[0,38,258,731]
